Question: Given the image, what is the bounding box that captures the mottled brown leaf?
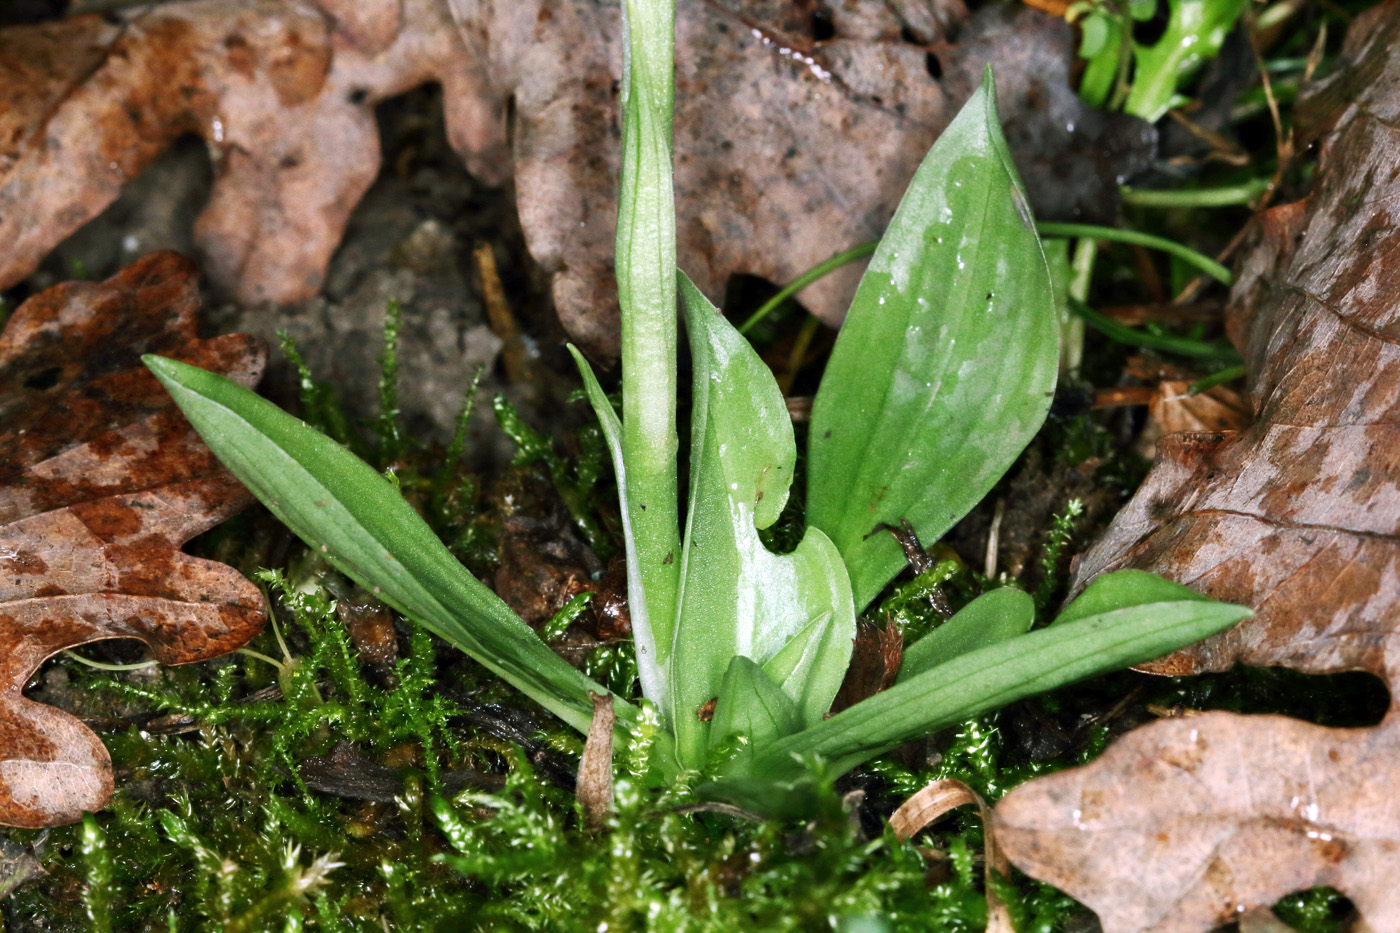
[0,0,1151,359]
[0,0,506,309]
[0,251,267,828]
[498,0,1154,356]
[994,5,1400,928]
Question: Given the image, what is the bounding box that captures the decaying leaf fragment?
[0,251,267,828]
[0,0,506,311]
[994,5,1400,928]
[0,0,1152,359]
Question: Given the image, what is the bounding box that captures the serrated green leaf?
[742,594,1250,781]
[143,355,662,761]
[669,274,855,768]
[807,66,1059,610]
[708,656,801,762]
[898,587,1034,681]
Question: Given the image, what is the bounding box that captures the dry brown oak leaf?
[0,0,1152,359]
[0,251,267,829]
[993,4,1400,929]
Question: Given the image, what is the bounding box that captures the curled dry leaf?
[995,5,1400,929]
[0,0,1152,358]
[0,251,267,828]
[577,691,614,832]
[888,778,1012,933]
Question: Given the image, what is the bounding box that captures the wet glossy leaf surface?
[807,73,1060,609]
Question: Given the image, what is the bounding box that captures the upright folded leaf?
[807,67,1059,610]
[613,0,682,695]
[669,275,855,768]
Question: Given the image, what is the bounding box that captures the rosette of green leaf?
[665,275,855,767]
[142,355,669,767]
[1125,0,1250,122]
[698,571,1249,809]
[806,69,1060,612]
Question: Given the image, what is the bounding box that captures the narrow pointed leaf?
[144,355,657,754]
[568,346,669,711]
[1052,568,1210,626]
[807,67,1059,610]
[670,274,855,768]
[708,656,801,761]
[898,587,1034,681]
[744,595,1250,782]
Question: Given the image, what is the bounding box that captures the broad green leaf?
[1125,0,1249,123]
[741,594,1250,782]
[708,656,801,761]
[669,274,855,768]
[807,67,1059,611]
[568,346,670,712]
[761,610,850,730]
[143,356,665,762]
[898,587,1034,681]
[1052,569,1211,626]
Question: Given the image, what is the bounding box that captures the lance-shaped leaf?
[807,67,1059,610]
[144,356,662,758]
[669,274,855,769]
[740,571,1249,783]
[898,587,1034,681]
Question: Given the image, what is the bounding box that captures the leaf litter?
[996,4,1400,929]
[0,251,266,828]
[0,0,1153,358]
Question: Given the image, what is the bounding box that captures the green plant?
[144,1,1248,813]
[1069,0,1251,120]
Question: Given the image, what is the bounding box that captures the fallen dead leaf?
[0,0,506,313]
[0,251,267,828]
[0,0,1152,359]
[994,4,1400,928]
[889,778,1012,933]
[577,691,614,831]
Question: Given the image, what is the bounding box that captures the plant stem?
[738,242,878,335]
[1188,363,1248,395]
[1068,297,1241,360]
[616,0,681,707]
[1119,180,1268,208]
[1035,222,1233,285]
